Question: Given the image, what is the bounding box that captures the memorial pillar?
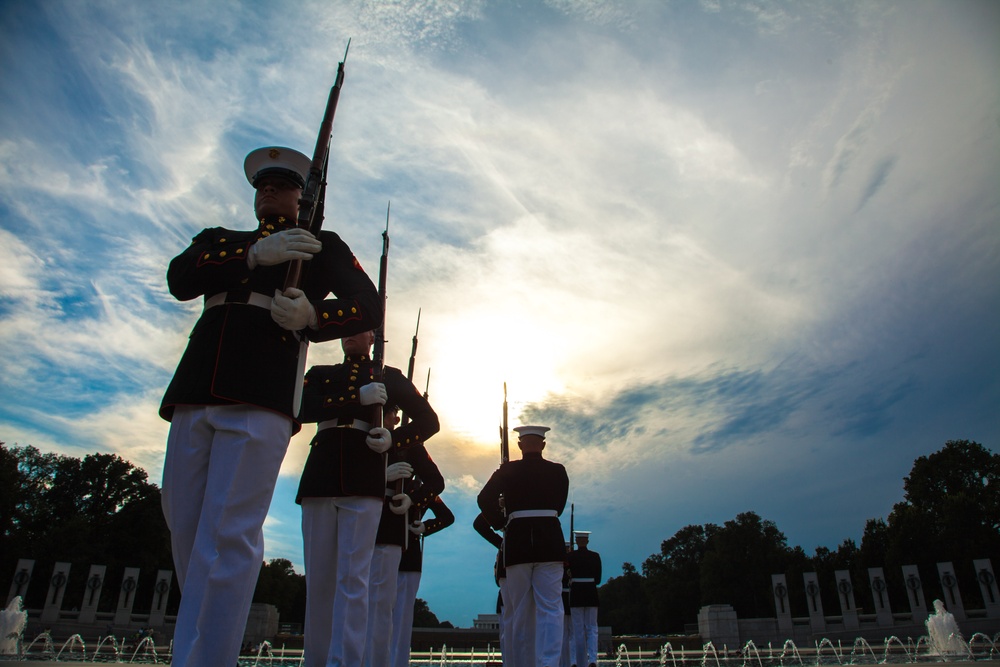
[771,574,793,634]
[148,570,173,627]
[78,564,107,624]
[901,565,928,620]
[803,572,826,633]
[973,559,999,619]
[40,562,71,624]
[834,569,860,630]
[6,559,34,606]
[936,562,966,621]
[113,567,141,626]
[867,567,893,626]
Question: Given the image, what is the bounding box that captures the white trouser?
[505,562,563,667]
[161,404,291,667]
[389,570,421,667]
[365,544,403,667]
[302,496,382,667]
[561,611,574,667]
[498,578,512,665]
[571,607,599,666]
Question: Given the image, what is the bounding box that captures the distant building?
[473,613,501,630]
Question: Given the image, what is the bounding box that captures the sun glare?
[415,311,565,447]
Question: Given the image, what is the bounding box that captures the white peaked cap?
[513,425,550,438]
[244,146,311,188]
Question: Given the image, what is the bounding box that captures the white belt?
[506,510,558,522]
[204,291,272,311]
[572,578,596,583]
[317,418,372,432]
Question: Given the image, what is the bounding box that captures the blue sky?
[1,0,998,627]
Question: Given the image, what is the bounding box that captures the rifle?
[499,383,509,520]
[373,203,407,547]
[570,502,576,550]
[285,39,350,291]
[285,39,350,415]
[400,309,420,427]
[372,201,390,430]
[500,382,509,465]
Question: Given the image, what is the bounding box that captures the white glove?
[409,520,426,536]
[390,493,412,515]
[271,288,317,330]
[249,228,322,267]
[385,461,413,482]
[359,382,387,406]
[366,427,392,453]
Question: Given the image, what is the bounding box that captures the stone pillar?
[771,574,793,634]
[698,604,740,649]
[867,567,893,626]
[113,567,141,626]
[78,565,107,624]
[6,559,34,606]
[936,562,966,621]
[148,570,173,627]
[973,559,999,618]
[803,572,826,633]
[40,562,71,624]
[834,569,860,630]
[901,565,928,620]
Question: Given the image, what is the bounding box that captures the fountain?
[0,596,28,655]
[54,633,87,661]
[926,598,970,658]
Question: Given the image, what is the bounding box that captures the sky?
[1,0,998,628]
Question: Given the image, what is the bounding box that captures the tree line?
[2,439,996,632]
[598,440,999,634]
[0,442,448,627]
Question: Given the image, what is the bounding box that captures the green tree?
[884,440,1000,606]
[0,443,173,612]
[642,524,714,632]
[413,597,447,627]
[254,558,306,624]
[598,562,652,634]
[699,512,794,618]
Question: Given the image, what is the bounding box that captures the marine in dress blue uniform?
[474,512,513,664]
[159,147,382,667]
[296,333,439,667]
[478,425,569,667]
[390,491,454,667]
[568,531,602,667]
[367,443,446,667]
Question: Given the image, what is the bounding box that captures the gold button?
[338,310,344,316]
[236,248,243,254]
[219,251,227,257]
[322,312,329,320]
[351,307,357,314]
[220,238,226,243]
[262,231,270,237]
[203,253,210,260]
